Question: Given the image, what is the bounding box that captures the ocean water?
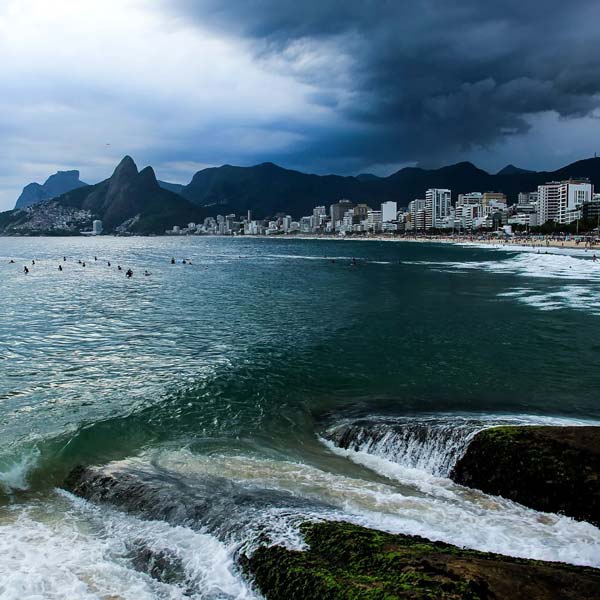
[1,236,600,599]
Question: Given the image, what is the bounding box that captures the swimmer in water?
[108,261,111,267]
[58,265,63,271]
[9,259,14,264]
[144,270,151,276]
[593,254,598,263]
[23,266,29,274]
[171,257,175,264]
[126,268,133,278]
[31,260,35,265]
[118,265,122,271]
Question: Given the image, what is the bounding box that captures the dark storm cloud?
[168,0,600,168]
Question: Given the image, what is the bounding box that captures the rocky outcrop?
[63,463,331,536]
[15,170,87,209]
[242,521,600,600]
[451,426,600,527]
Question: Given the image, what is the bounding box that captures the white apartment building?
[367,209,383,232]
[381,201,397,223]
[408,199,426,231]
[425,189,451,229]
[455,203,483,230]
[537,180,593,225]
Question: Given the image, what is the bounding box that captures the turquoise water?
[1,237,600,599]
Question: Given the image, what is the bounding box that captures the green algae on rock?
[241,521,600,600]
[451,426,600,527]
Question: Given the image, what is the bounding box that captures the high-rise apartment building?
[425,189,451,229]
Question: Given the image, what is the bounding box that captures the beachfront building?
[330,200,354,232]
[457,192,483,207]
[455,203,485,231]
[407,198,426,231]
[481,192,507,216]
[425,189,451,229]
[366,209,383,232]
[92,220,103,235]
[381,201,397,223]
[537,180,593,225]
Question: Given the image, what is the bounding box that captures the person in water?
[23,266,29,274]
[144,270,151,276]
[31,260,35,265]
[82,262,86,267]
[58,265,63,271]
[118,265,122,271]
[593,254,598,263]
[126,268,133,278]
[107,261,111,267]
[182,259,187,264]
[171,257,175,264]
[9,259,14,264]
[63,256,66,262]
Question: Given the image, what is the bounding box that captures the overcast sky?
[2,0,600,210]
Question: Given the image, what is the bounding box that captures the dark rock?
[63,463,332,538]
[15,170,87,209]
[128,542,187,586]
[241,520,600,600]
[451,426,600,527]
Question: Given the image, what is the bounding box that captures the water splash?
[321,414,596,478]
[0,448,40,493]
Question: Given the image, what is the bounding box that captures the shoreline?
[2,232,599,254]
[258,233,600,253]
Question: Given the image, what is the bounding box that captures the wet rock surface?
[242,521,600,600]
[451,426,600,527]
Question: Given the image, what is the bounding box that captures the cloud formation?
[1,0,600,209]
[169,0,600,166]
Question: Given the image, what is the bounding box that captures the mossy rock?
[451,426,600,526]
[241,521,600,599]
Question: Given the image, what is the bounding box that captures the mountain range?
[5,155,600,234]
[161,157,600,217]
